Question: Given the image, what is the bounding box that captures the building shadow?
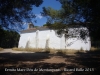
[0,50,100,75]
[62,50,100,75]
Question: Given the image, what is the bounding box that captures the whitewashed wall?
[18,29,91,50]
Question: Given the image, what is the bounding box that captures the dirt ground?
[0,49,100,75]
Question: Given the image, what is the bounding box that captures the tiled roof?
[20,26,50,34]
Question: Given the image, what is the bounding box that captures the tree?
[42,6,81,42]
[0,0,43,30]
[42,7,67,29]
[42,0,100,42]
[0,27,20,48]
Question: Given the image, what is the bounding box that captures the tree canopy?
[0,0,43,30]
[0,27,20,48]
[42,0,100,41]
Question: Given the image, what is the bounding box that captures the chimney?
[28,22,34,29]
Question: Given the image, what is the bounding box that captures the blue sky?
[28,0,61,28]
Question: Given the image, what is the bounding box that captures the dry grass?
[26,48,43,52]
[12,47,57,53]
[55,49,79,55]
[0,47,3,51]
[45,48,79,54]
[12,47,43,52]
[49,49,83,55]
[90,47,100,51]
[63,49,79,54]
[89,47,100,54]
[12,47,87,54]
[12,47,24,51]
[48,48,57,54]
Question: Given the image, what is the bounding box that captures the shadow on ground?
[0,50,100,75]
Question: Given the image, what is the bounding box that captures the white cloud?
[35,14,43,19]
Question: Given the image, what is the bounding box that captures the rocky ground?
[0,49,100,75]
